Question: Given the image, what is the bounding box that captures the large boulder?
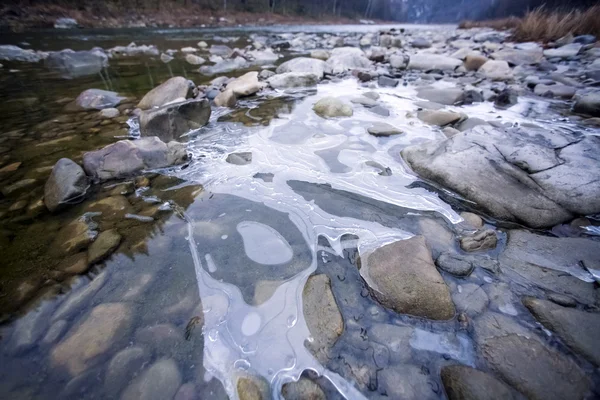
[362,235,455,320]
[82,137,187,181]
[72,89,125,111]
[313,97,353,118]
[441,365,521,400]
[0,45,42,62]
[267,72,319,89]
[478,60,513,81]
[44,158,89,212]
[45,49,108,79]
[481,334,590,400]
[303,274,343,362]
[276,57,327,78]
[401,126,600,228]
[523,297,600,366]
[325,47,372,74]
[139,99,211,142]
[408,53,461,71]
[137,76,195,110]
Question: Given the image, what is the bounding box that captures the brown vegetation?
[460,5,600,43]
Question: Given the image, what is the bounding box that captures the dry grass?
[459,5,600,43]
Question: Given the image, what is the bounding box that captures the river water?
[0,24,598,400]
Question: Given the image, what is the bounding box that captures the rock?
[185,54,205,65]
[460,230,497,252]
[363,236,455,320]
[443,127,460,138]
[199,57,248,75]
[51,303,132,376]
[401,126,578,228]
[351,96,378,107]
[276,57,327,78]
[325,52,372,74]
[389,54,408,69]
[225,71,264,97]
[313,97,353,118]
[368,46,386,62]
[543,43,582,59]
[267,72,319,89]
[54,18,78,29]
[209,44,232,56]
[160,53,173,63]
[460,212,483,228]
[533,84,576,99]
[367,122,403,137]
[237,376,267,400]
[50,219,96,256]
[7,301,54,354]
[52,271,109,322]
[481,334,590,400]
[547,293,577,308]
[408,53,461,71]
[226,152,252,165]
[494,89,518,108]
[417,110,462,126]
[573,93,600,117]
[108,43,158,57]
[310,50,329,61]
[377,75,398,87]
[441,365,521,400]
[73,89,125,111]
[416,87,464,105]
[378,364,437,399]
[492,48,543,66]
[45,49,108,79]
[464,54,488,71]
[478,60,513,81]
[214,89,237,107]
[1,178,37,198]
[85,195,132,219]
[411,37,431,48]
[174,383,197,400]
[258,70,275,80]
[0,44,42,62]
[574,34,596,45]
[500,230,599,306]
[436,253,474,277]
[121,359,182,400]
[104,346,149,398]
[523,297,600,366]
[83,137,187,181]
[139,99,211,141]
[137,77,195,110]
[88,229,121,265]
[282,378,325,400]
[247,49,279,65]
[303,274,343,362]
[57,252,89,274]
[43,320,68,345]
[44,158,89,212]
[452,283,489,315]
[100,107,120,118]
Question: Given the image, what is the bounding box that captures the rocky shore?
[0,22,600,400]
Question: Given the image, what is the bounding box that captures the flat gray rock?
[140,99,211,142]
[367,122,403,137]
[441,365,523,400]
[276,57,327,78]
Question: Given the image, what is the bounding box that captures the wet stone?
[52,271,109,322]
[121,358,182,400]
[364,236,455,320]
[50,219,96,256]
[1,178,37,197]
[137,76,195,110]
[377,75,399,87]
[303,274,344,363]
[226,152,253,165]
[237,376,268,400]
[282,378,325,400]
[44,158,89,212]
[368,105,390,117]
[460,212,483,229]
[436,252,474,277]
[88,229,122,265]
[452,283,489,316]
[367,122,403,137]
[313,97,353,118]
[104,346,150,398]
[441,365,522,400]
[460,230,497,252]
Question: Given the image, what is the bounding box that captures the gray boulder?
[267,72,319,89]
[44,158,89,212]
[139,99,211,142]
[325,49,372,74]
[416,87,465,105]
[362,235,455,320]
[478,60,513,81]
[82,137,187,181]
[408,53,461,71]
[45,49,108,79]
[401,126,600,228]
[137,76,195,110]
[0,45,42,62]
[441,365,522,400]
[523,297,600,366]
[276,57,327,78]
[573,92,600,117]
[225,71,264,97]
[533,84,576,99]
[492,48,543,66]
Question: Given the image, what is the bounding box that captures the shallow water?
[1,25,599,400]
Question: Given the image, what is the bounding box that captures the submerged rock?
[121,359,182,400]
[436,253,474,277]
[441,365,522,400]
[313,97,353,118]
[481,334,590,400]
[44,158,89,212]
[83,137,187,181]
[523,297,600,366]
[303,274,343,362]
[104,346,150,398]
[88,229,122,265]
[73,89,125,111]
[363,236,455,320]
[45,49,108,79]
[137,76,195,110]
[51,303,132,376]
[139,99,211,142]
[460,230,497,252]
